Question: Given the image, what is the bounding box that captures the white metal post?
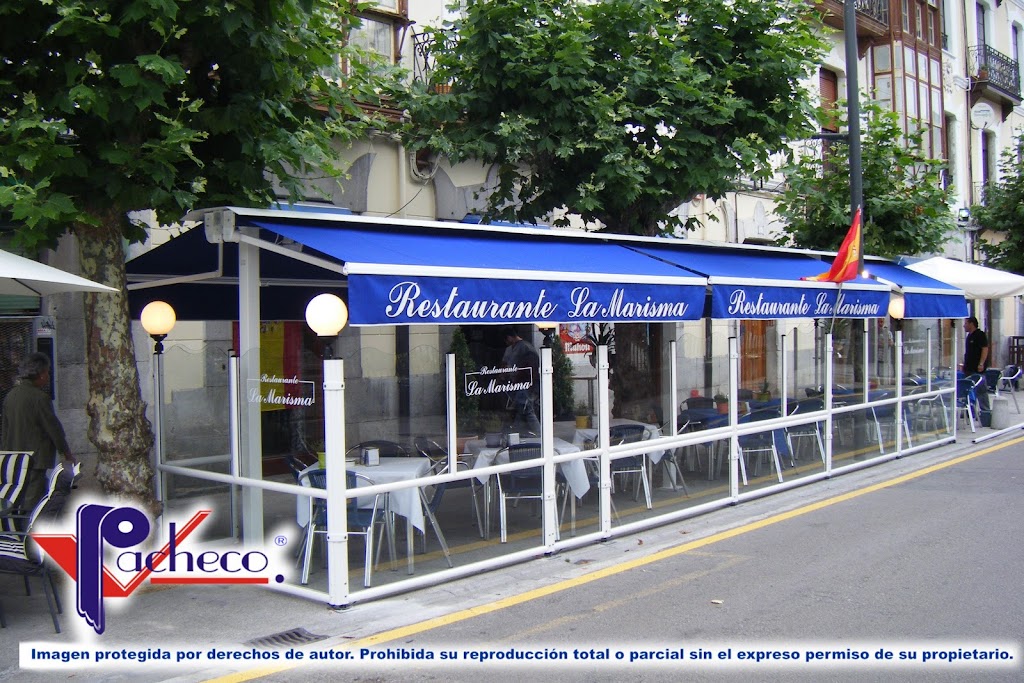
[323,357,349,607]
[825,333,834,474]
[895,329,904,453]
[668,339,678,436]
[238,234,264,544]
[597,345,612,535]
[728,336,741,496]
[445,353,457,474]
[780,333,789,415]
[228,353,241,539]
[540,347,557,547]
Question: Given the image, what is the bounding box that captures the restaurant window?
[902,0,911,33]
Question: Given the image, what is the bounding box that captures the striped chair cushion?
[0,451,32,507]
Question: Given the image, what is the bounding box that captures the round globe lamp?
[141,301,177,353]
[305,294,348,358]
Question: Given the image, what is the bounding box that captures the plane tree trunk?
[75,219,157,510]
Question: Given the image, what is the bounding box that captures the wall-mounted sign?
[247,374,316,407]
[463,365,534,397]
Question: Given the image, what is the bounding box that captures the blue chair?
[497,444,551,543]
[738,408,783,484]
[608,424,651,509]
[955,378,978,432]
[785,399,824,466]
[298,468,389,587]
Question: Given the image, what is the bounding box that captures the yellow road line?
[205,436,1023,683]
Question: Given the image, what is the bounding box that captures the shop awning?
[624,242,890,319]
[902,256,1024,300]
[862,260,968,319]
[253,218,707,325]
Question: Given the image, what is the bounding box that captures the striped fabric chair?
[0,451,32,531]
[0,462,73,633]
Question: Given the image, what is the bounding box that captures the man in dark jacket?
[1,352,76,508]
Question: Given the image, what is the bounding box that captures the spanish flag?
[802,207,862,283]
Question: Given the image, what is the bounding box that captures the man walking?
[501,327,542,436]
[1,352,76,508]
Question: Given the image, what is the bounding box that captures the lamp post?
[140,301,176,507]
[304,293,349,606]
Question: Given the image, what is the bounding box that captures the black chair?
[608,424,651,509]
[496,444,560,543]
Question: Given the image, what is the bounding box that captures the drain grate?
[245,627,328,649]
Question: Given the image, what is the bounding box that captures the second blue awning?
[625,242,890,319]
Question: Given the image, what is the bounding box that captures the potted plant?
[713,391,729,414]
[755,380,772,402]
[575,401,591,429]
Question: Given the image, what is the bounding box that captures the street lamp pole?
[140,300,176,510]
[304,293,350,606]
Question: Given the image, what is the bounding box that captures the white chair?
[997,365,1021,413]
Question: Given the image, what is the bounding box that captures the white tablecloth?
[466,437,590,499]
[297,457,430,531]
[572,418,667,463]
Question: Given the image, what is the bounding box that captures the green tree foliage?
[0,1,389,505]
[976,136,1024,274]
[776,101,953,257]
[447,327,480,433]
[550,332,575,420]
[395,0,824,236]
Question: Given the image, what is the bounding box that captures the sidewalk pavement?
[2,428,1020,683]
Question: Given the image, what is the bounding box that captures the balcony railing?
[968,44,1022,100]
[853,0,889,26]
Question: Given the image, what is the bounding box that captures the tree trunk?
[75,220,157,510]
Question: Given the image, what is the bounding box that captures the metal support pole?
[151,348,165,510]
[445,353,457,475]
[895,329,905,454]
[540,347,557,547]
[597,345,612,535]
[844,0,864,271]
[323,358,349,607]
[825,333,835,474]
[728,337,741,497]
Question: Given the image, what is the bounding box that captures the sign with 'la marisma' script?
[348,275,705,325]
[464,365,534,397]
[247,374,316,407]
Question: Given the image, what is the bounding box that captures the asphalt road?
[252,437,1024,683]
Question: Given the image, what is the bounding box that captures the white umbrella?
[905,257,1024,300]
[0,247,118,296]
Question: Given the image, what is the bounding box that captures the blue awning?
[253,220,707,325]
[625,243,890,319]
[862,260,968,319]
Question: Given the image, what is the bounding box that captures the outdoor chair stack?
[0,461,79,633]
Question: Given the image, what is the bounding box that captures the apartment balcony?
[411,28,456,93]
[819,0,890,44]
[968,45,1022,119]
